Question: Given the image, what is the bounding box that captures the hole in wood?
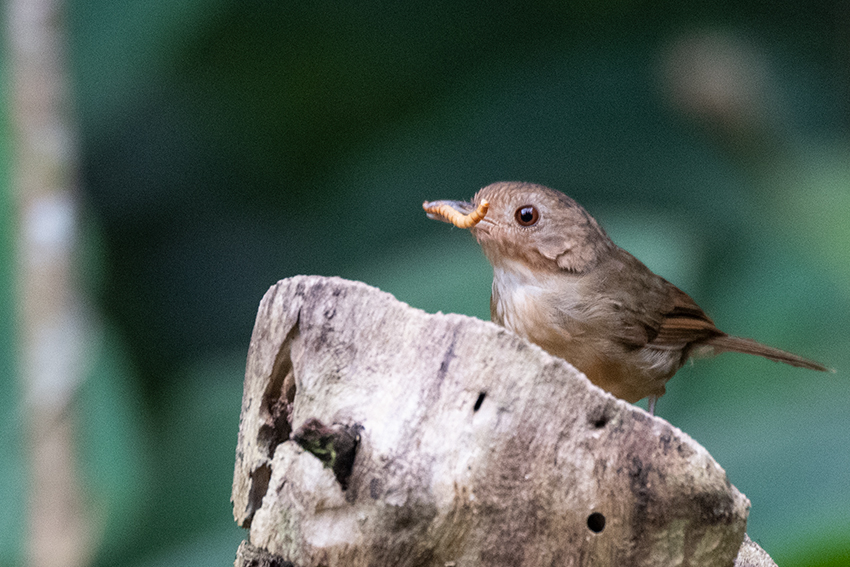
[473,392,486,412]
[587,512,606,533]
[588,404,614,429]
[244,464,272,528]
[292,419,362,491]
[261,324,300,456]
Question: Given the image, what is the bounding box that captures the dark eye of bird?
[515,205,539,226]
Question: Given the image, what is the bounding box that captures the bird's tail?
[707,335,832,372]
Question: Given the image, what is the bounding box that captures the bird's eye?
[515,205,539,226]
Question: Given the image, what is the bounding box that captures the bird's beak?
[422,199,489,229]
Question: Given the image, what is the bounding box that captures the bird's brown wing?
[640,282,829,372]
[609,281,720,352]
[646,285,723,351]
[599,250,721,351]
[591,248,829,371]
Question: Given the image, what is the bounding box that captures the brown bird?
[424,181,829,414]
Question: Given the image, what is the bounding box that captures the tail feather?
[707,335,832,372]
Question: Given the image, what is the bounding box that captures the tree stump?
[232,276,775,566]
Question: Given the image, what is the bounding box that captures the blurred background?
[2,1,849,566]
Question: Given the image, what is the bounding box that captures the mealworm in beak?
[422,200,489,229]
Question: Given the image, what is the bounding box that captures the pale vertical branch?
[6,0,94,566]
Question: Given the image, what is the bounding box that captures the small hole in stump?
[587,512,605,533]
[473,392,486,412]
[589,406,611,429]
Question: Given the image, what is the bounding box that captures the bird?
[423,181,829,414]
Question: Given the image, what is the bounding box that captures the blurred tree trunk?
[6,0,93,565]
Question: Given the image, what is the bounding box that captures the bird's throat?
[490,261,584,346]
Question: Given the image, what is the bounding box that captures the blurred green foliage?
[1,0,848,565]
[0,49,25,567]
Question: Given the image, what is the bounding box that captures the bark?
[233,275,771,566]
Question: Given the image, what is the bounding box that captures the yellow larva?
[422,200,489,229]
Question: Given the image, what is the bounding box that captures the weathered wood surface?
[233,535,777,567]
[232,275,758,567]
[734,535,778,567]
